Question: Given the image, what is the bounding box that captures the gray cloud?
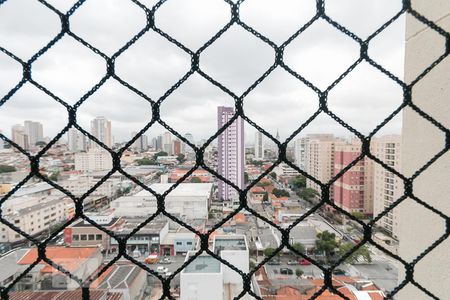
[0,0,405,144]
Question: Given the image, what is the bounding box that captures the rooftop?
[214,235,247,253]
[135,183,213,197]
[18,246,100,274]
[183,255,221,274]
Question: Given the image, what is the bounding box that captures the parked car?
[267,260,281,265]
[164,272,173,278]
[157,266,168,274]
[280,268,293,275]
[332,268,346,275]
[160,257,172,264]
[287,260,299,265]
[144,253,159,264]
[299,259,311,265]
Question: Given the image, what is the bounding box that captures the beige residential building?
[0,196,73,243]
[75,149,113,172]
[60,176,116,197]
[11,124,29,150]
[372,135,402,238]
[305,134,339,196]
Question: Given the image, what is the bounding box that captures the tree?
[49,171,60,181]
[176,153,186,163]
[292,242,305,255]
[251,160,263,166]
[262,192,269,203]
[295,268,303,277]
[339,243,372,264]
[0,165,16,174]
[264,247,276,257]
[351,211,366,220]
[316,231,339,260]
[273,188,290,198]
[153,151,168,160]
[135,158,157,165]
[299,188,319,201]
[35,141,47,147]
[291,175,306,189]
[257,181,271,187]
[244,172,249,184]
[190,176,201,183]
[269,172,277,179]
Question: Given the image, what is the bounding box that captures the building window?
[88,234,95,240]
[96,234,102,240]
[176,242,182,245]
[186,242,192,245]
[80,235,87,241]
[73,235,79,241]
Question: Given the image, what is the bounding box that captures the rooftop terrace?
[183,255,221,274]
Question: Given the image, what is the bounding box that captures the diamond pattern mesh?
[0,0,449,299]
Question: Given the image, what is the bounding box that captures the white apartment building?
[372,135,402,239]
[131,132,148,152]
[180,235,250,300]
[67,128,87,152]
[274,163,299,179]
[180,254,223,300]
[294,136,309,171]
[254,131,264,160]
[90,116,112,148]
[60,176,116,197]
[0,196,73,243]
[24,120,44,147]
[75,149,113,172]
[110,183,213,219]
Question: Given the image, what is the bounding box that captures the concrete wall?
[398,1,450,299]
[180,272,223,300]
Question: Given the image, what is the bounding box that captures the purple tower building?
[217,106,245,202]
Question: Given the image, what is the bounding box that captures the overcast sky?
[0,0,405,146]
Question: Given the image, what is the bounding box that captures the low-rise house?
[16,246,103,291]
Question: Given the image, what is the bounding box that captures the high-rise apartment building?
[305,134,337,196]
[90,117,112,148]
[67,128,87,152]
[182,132,194,154]
[294,136,309,171]
[11,124,29,150]
[173,139,181,155]
[372,135,402,238]
[217,106,244,202]
[333,138,374,215]
[24,120,43,147]
[163,132,172,155]
[254,131,264,160]
[131,132,148,152]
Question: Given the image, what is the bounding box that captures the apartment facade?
[254,131,264,160]
[90,116,112,148]
[294,136,309,171]
[67,128,87,152]
[333,139,374,215]
[372,135,402,238]
[75,149,113,172]
[11,124,29,150]
[305,134,338,196]
[217,106,245,202]
[24,121,44,147]
[0,197,73,244]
